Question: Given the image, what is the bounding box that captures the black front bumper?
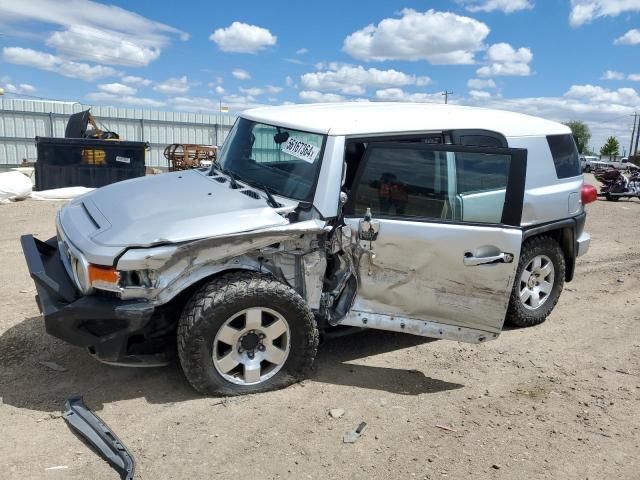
[20,235,155,362]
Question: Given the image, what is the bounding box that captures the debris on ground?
[63,396,135,480]
[343,422,368,443]
[435,424,457,433]
[37,361,67,372]
[329,408,345,419]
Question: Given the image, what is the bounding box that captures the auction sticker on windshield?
[282,137,320,163]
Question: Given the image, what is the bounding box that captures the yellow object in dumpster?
[81,149,106,165]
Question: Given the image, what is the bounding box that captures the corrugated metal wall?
[0,98,238,168]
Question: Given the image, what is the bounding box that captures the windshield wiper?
[260,184,281,208]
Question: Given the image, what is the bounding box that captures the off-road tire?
[177,272,319,395]
[506,236,565,328]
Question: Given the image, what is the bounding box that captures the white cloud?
[210,22,277,53]
[301,65,431,96]
[477,43,533,77]
[468,78,497,89]
[231,69,251,80]
[296,48,309,55]
[284,58,305,65]
[1,82,37,94]
[98,82,137,96]
[629,73,640,81]
[601,70,625,80]
[468,89,492,99]
[0,0,187,66]
[266,85,283,94]
[153,76,190,95]
[122,75,152,87]
[467,84,640,150]
[86,91,166,108]
[343,9,490,64]
[462,0,534,13]
[46,25,160,67]
[569,0,640,27]
[285,75,294,87]
[3,46,119,80]
[171,94,265,112]
[239,87,264,96]
[565,84,639,104]
[299,91,346,102]
[214,85,225,94]
[374,88,443,103]
[614,28,640,45]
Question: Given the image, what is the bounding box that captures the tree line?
[563,120,622,159]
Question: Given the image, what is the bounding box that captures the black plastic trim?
[21,235,155,361]
[63,396,135,480]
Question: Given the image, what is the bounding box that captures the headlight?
[71,255,92,294]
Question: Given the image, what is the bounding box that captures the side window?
[456,152,509,193]
[547,134,580,179]
[353,147,450,219]
[352,146,514,224]
[455,152,511,224]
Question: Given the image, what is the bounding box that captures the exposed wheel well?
[156,267,267,335]
[523,227,575,282]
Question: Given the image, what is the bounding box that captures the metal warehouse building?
[0,98,238,169]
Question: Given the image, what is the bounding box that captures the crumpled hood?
[60,169,289,248]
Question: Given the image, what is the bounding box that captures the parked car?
[588,156,639,172]
[580,155,599,172]
[21,103,594,395]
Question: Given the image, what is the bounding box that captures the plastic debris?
[343,422,368,443]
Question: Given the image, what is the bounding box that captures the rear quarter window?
[547,134,580,179]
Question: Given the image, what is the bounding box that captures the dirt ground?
[1,174,639,480]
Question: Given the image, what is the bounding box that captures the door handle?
[463,252,514,266]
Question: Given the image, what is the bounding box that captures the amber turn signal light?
[88,264,120,285]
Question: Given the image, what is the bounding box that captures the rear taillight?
[581,184,598,205]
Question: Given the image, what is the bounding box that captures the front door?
[342,142,527,336]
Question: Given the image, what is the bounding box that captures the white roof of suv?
[242,102,570,138]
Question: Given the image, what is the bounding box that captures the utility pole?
[635,113,640,158]
[442,90,453,104]
[630,113,638,158]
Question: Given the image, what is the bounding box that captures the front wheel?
[506,236,565,328]
[177,272,319,395]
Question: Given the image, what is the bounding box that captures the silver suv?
[21,103,593,395]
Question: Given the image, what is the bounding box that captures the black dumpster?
[35,137,147,191]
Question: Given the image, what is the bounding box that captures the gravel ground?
[1,174,639,479]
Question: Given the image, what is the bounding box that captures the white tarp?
[0,171,32,204]
[30,187,94,201]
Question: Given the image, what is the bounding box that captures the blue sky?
[1,0,640,150]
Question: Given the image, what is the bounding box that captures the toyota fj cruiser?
[21,103,594,394]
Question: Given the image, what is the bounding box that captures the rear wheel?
[506,236,565,328]
[177,272,318,395]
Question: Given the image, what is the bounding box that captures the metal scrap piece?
[343,422,368,443]
[63,396,135,480]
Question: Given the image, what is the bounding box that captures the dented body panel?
[344,218,523,334]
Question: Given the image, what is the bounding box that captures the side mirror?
[358,208,380,241]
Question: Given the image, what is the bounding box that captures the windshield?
[215,118,326,201]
